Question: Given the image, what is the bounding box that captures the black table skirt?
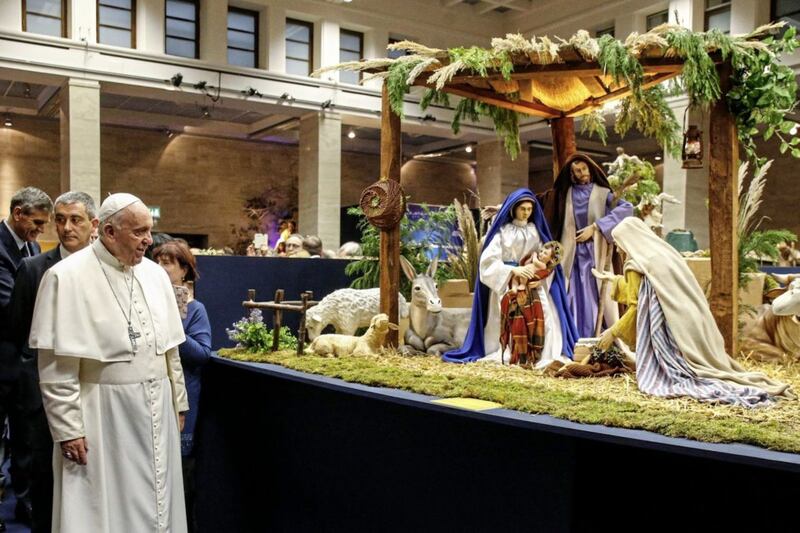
[194,356,800,532]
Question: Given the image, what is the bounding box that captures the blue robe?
[443,189,578,363]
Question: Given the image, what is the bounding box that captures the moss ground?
[219,348,800,453]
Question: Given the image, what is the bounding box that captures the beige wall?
[1,117,479,249]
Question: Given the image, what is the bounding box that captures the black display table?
[194,356,799,532]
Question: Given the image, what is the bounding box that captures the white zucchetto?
[98,193,143,222]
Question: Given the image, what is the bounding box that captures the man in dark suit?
[9,191,97,533]
[0,187,52,530]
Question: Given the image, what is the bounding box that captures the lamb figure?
[305,288,409,340]
[309,313,399,357]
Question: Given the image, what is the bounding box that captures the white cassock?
[479,219,567,367]
[29,239,188,533]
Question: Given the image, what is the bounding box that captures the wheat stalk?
[738,159,772,236]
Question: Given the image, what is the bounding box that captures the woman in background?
[153,240,212,532]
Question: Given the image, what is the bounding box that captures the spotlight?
[164,128,175,138]
[465,145,473,153]
[201,107,210,118]
[23,84,31,98]
[193,81,208,90]
[3,114,12,127]
[169,73,183,87]
[243,87,262,98]
[320,99,332,109]
[347,130,356,139]
[421,114,436,122]
[279,92,293,101]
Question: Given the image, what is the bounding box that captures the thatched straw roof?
[313,23,781,120]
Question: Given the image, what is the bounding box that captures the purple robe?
[568,183,633,338]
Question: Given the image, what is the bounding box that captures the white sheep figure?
[309,313,399,357]
[305,288,408,340]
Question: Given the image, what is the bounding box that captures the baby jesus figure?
[500,240,563,367]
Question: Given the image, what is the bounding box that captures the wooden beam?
[551,117,577,179]
[708,61,739,356]
[380,84,402,347]
[436,84,562,118]
[564,71,679,117]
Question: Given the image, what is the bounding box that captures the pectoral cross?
[128,325,141,352]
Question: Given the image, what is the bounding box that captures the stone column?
[476,140,529,206]
[298,112,341,251]
[137,0,166,54]
[60,79,101,206]
[0,2,22,32]
[661,97,709,248]
[265,4,286,72]
[317,20,341,80]
[199,0,227,64]
[70,0,98,42]
[731,0,769,34]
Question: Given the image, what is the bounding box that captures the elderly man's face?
[103,203,153,266]
[571,161,592,185]
[55,202,98,253]
[285,237,303,255]
[11,206,50,242]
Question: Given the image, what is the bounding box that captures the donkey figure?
[400,256,471,355]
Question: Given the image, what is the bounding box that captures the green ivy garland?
[379,25,798,165]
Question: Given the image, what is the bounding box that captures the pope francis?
[29,193,189,533]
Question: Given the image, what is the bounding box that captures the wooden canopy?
[410,56,686,119]
[361,30,744,355]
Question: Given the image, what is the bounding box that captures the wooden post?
[380,83,402,347]
[247,289,256,302]
[271,289,284,352]
[708,61,739,355]
[550,117,577,179]
[298,291,312,355]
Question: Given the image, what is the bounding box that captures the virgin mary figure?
[443,188,578,365]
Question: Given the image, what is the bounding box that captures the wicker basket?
[359,177,405,229]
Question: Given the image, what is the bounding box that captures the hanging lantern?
[681,107,703,169]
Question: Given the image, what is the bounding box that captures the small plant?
[345,203,457,297]
[736,160,798,288]
[447,197,482,289]
[226,309,298,352]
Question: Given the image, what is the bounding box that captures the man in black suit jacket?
[0,187,52,530]
[8,191,97,533]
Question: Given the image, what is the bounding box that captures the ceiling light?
[3,115,12,127]
[347,130,356,139]
[465,145,473,153]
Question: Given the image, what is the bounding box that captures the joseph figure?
[539,153,633,338]
[29,193,188,533]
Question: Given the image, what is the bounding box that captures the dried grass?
[530,77,592,111]
[220,348,800,453]
[387,40,447,58]
[428,59,466,90]
[566,30,600,62]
